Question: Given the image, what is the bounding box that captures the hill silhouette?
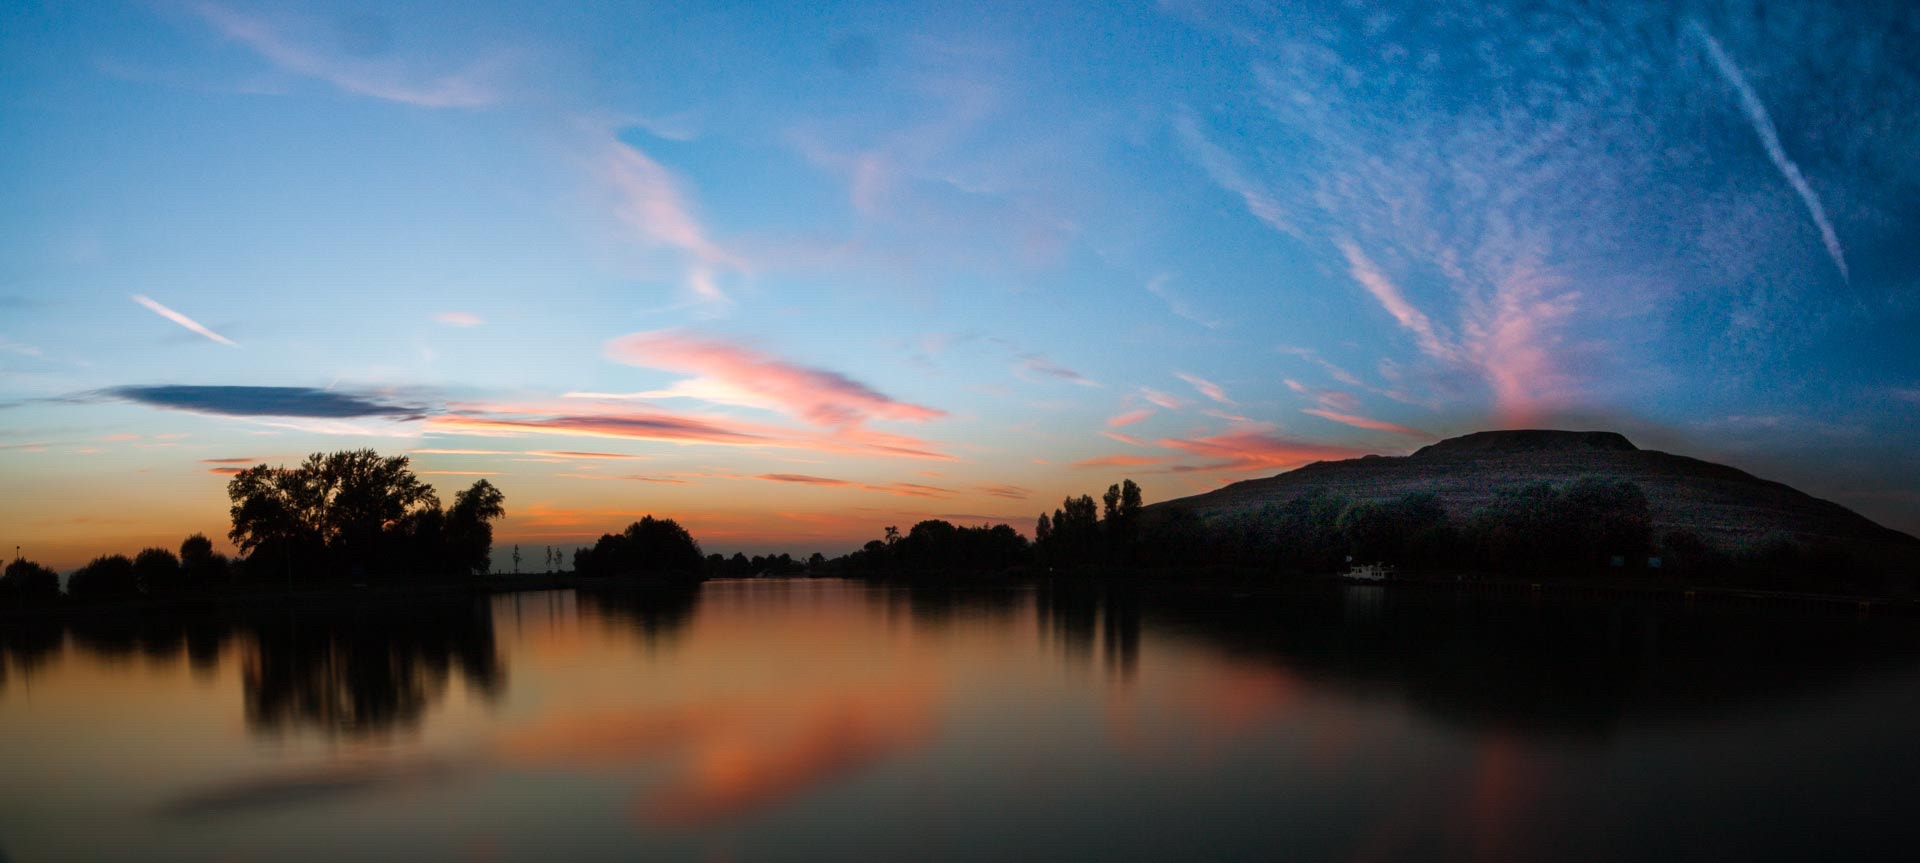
[1154,429,1919,556]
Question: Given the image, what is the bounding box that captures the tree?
[1102,479,1145,562]
[1560,477,1652,564]
[2,557,61,601]
[133,547,184,594]
[572,516,705,579]
[1038,494,1101,568]
[228,451,502,581]
[444,479,505,577]
[512,545,522,575]
[179,533,231,587]
[67,554,138,598]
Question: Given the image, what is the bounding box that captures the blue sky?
[3,0,1917,566]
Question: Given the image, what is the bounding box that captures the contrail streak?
[1688,20,1850,284]
[132,295,238,346]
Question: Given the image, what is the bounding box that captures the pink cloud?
[426,408,949,460]
[1464,261,1579,425]
[755,473,956,498]
[1072,454,1176,469]
[1284,379,1358,412]
[1300,408,1428,437]
[530,450,648,460]
[1139,388,1185,410]
[605,331,944,426]
[1176,372,1235,405]
[603,143,745,311]
[1107,408,1154,428]
[434,311,484,327]
[1156,430,1366,472]
[1100,431,1146,447]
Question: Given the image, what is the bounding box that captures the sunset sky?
[3,0,1917,568]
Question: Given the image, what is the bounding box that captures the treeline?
[822,520,1030,575]
[1019,476,1662,575]
[2,449,508,605]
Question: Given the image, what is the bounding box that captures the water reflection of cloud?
[157,757,467,818]
[498,683,940,827]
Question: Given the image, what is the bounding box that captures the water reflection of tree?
[578,583,702,650]
[0,619,63,692]
[1035,581,1140,682]
[242,600,504,737]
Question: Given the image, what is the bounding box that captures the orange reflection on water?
[499,681,940,827]
[638,684,938,825]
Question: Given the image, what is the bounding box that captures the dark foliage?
[1,558,62,601]
[573,516,705,579]
[133,547,185,594]
[227,450,504,582]
[67,554,138,598]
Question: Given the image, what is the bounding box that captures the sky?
[2,0,1917,569]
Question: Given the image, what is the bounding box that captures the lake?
[4,578,1919,861]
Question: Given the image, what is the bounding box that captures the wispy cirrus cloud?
[427,407,950,460]
[412,447,646,460]
[187,2,502,108]
[1175,372,1234,405]
[1145,272,1224,329]
[1285,379,1428,437]
[1106,408,1154,428]
[132,295,237,346]
[1100,431,1146,447]
[975,483,1032,500]
[1138,388,1185,410]
[603,141,746,313]
[1284,379,1357,412]
[1016,353,1098,387]
[1686,20,1849,284]
[603,330,944,426]
[1072,454,1175,469]
[1300,408,1427,438]
[756,473,955,498]
[1334,243,1455,364]
[433,311,484,327]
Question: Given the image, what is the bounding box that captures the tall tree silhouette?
[228,450,503,581]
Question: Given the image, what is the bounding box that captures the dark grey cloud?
[101,386,429,420]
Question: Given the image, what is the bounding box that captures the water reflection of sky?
[3,581,1920,861]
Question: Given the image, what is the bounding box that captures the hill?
[1153,429,1918,556]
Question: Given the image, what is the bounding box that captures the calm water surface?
[3,579,1919,861]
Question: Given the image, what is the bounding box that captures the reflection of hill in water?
[1136,584,1920,738]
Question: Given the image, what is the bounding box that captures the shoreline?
[6,568,1915,622]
